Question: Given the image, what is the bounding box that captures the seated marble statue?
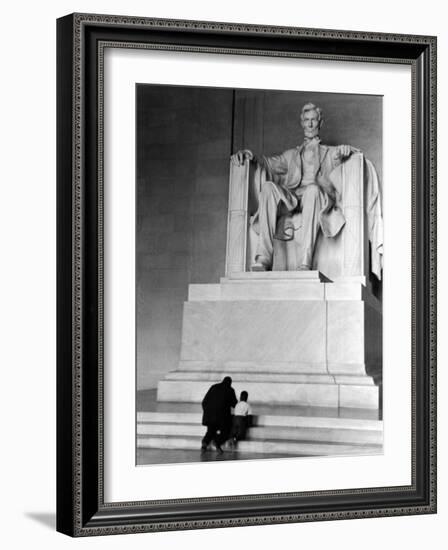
[231,102,361,272]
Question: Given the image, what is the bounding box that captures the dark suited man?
[201,376,237,454]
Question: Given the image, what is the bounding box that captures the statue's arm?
[230,149,288,177]
[330,145,361,168]
[230,149,288,175]
[254,152,288,176]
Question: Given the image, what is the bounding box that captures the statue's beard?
[303,128,320,139]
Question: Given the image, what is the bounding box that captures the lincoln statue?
[231,102,359,271]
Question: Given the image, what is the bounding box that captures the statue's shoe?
[251,256,271,272]
[251,262,268,272]
[297,264,311,271]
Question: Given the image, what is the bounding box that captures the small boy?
[230,391,252,445]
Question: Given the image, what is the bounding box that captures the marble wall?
[136,85,233,389]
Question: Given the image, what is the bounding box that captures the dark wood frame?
[57,13,437,537]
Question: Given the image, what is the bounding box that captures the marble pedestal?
[157,272,382,410]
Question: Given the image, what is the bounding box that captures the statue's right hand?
[231,149,253,166]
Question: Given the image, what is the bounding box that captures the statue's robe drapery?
[250,144,383,279]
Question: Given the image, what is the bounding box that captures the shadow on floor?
[25,512,56,530]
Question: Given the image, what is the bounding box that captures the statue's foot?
[297,264,311,271]
[251,256,271,272]
[251,262,268,272]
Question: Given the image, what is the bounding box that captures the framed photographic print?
[56,13,437,536]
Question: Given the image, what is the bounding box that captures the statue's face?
[301,109,321,139]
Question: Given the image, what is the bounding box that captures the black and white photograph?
[135,85,384,465]
[1,0,439,545]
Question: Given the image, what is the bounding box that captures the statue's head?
[300,103,323,139]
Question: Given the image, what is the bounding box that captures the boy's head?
[240,391,248,402]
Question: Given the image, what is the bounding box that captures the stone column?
[340,152,368,277]
[225,160,250,276]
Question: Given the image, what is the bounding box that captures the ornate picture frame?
[56,13,436,536]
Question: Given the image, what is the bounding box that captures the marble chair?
[226,152,383,283]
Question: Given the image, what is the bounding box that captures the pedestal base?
[157,272,382,410]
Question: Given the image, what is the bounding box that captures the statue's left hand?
[337,145,361,158]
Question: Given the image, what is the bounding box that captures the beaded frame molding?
[56,13,437,537]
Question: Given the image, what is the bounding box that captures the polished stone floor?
[137,447,290,465]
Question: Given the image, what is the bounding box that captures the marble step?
[137,411,382,430]
[157,379,379,409]
[137,434,382,457]
[165,370,374,386]
[137,421,383,445]
[177,361,369,375]
[188,279,367,302]
[225,270,329,281]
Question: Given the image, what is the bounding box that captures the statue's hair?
[300,102,323,123]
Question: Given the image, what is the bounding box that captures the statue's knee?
[303,184,320,199]
[302,183,320,202]
[260,180,277,198]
